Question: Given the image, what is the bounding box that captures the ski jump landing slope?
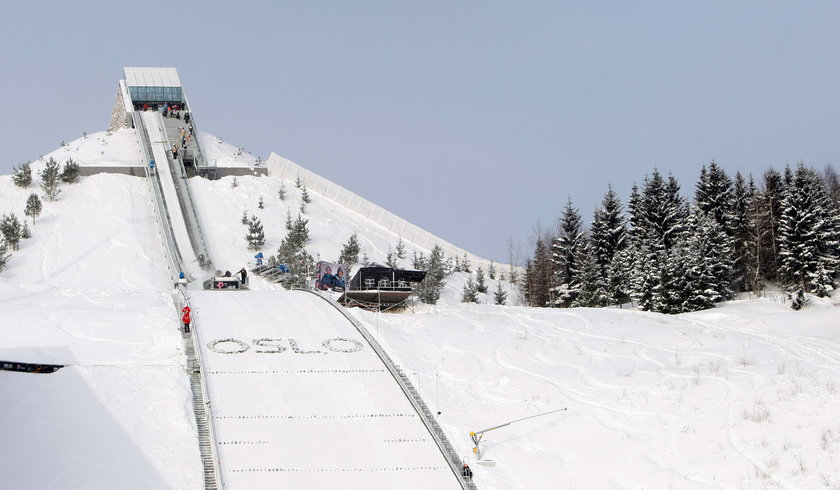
[189,290,460,490]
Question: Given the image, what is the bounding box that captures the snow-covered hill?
[1,129,839,489]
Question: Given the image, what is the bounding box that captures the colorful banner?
[315,261,348,292]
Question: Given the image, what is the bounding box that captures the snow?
[1,130,839,489]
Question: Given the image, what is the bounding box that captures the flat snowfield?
[190,290,460,489]
[360,300,840,489]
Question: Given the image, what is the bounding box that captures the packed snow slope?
[190,290,458,489]
[1,129,839,489]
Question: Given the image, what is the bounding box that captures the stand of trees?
[522,162,840,312]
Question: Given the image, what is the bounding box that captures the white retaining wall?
[266,153,496,270]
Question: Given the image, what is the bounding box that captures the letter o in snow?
[322,337,364,353]
[208,338,250,354]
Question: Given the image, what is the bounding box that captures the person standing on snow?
[238,267,247,286]
[181,306,191,333]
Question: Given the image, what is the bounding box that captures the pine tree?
[453,255,462,273]
[301,184,311,204]
[245,215,265,251]
[21,222,31,240]
[39,157,61,201]
[275,214,314,289]
[416,244,447,304]
[575,242,607,307]
[694,161,736,296]
[758,168,784,280]
[241,209,249,225]
[61,158,80,184]
[589,185,627,305]
[285,209,293,230]
[24,193,42,224]
[0,214,24,251]
[461,277,479,303]
[295,176,302,189]
[258,196,264,209]
[395,237,407,260]
[338,233,361,265]
[278,183,287,201]
[461,253,471,273]
[385,248,399,268]
[628,170,689,312]
[12,162,32,188]
[475,266,488,294]
[488,261,497,280]
[493,281,507,305]
[552,198,585,307]
[778,163,839,308]
[527,238,552,307]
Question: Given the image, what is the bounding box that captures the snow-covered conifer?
[245,215,265,251]
[61,158,80,184]
[461,253,471,273]
[416,244,447,304]
[488,261,497,280]
[778,163,839,308]
[493,281,507,305]
[40,158,61,201]
[475,266,488,294]
[338,233,361,265]
[551,198,585,307]
[395,237,406,260]
[0,239,10,272]
[24,193,42,224]
[277,182,287,201]
[461,277,479,303]
[0,213,23,251]
[12,162,32,188]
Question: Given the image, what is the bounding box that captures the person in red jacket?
[181,306,191,333]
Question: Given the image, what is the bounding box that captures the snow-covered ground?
[1,130,839,489]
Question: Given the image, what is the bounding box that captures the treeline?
[521,162,840,311]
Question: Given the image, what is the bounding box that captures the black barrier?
[0,360,65,374]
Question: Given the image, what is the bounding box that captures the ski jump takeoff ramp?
[189,290,460,490]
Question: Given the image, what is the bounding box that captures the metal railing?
[135,111,223,489]
[298,288,477,489]
[133,112,182,284]
[176,290,223,490]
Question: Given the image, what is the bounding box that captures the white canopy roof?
[123,67,182,88]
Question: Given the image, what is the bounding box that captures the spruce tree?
[301,184,311,204]
[241,209,249,225]
[589,185,627,305]
[575,242,607,307]
[475,266,488,293]
[488,261,497,280]
[275,215,314,289]
[21,222,31,240]
[338,233,361,265]
[12,162,32,188]
[285,209,293,230]
[528,238,552,307]
[278,183,287,201]
[778,164,839,308]
[416,244,447,304]
[758,168,784,280]
[258,196,264,209]
[551,198,585,307]
[245,215,265,251]
[385,248,399,268]
[40,157,61,201]
[61,158,80,184]
[493,281,507,305]
[395,237,407,260]
[461,253,471,273]
[24,193,42,224]
[0,213,23,251]
[461,277,479,303]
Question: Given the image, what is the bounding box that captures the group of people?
[162,103,190,123]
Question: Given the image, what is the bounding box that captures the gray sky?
[2,2,839,263]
